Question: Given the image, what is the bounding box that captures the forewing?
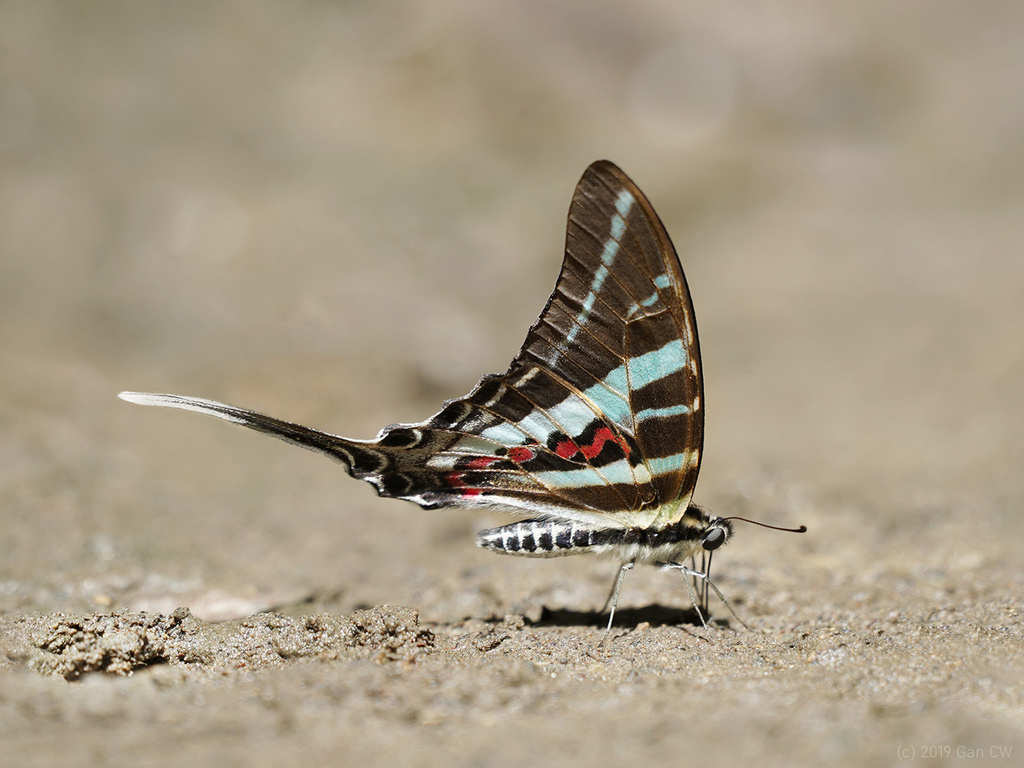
[515,160,704,522]
[367,161,704,527]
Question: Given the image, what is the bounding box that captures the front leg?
[658,561,748,630]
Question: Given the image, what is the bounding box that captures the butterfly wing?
[510,160,704,525]
[120,161,703,529]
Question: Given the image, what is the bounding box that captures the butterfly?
[121,161,801,629]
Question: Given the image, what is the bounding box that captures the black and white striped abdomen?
[475,511,728,564]
[476,520,601,558]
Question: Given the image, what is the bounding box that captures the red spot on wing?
[579,427,630,460]
[554,440,579,459]
[444,471,482,496]
[467,456,501,470]
[508,446,536,463]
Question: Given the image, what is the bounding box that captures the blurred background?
[1,1,1022,625]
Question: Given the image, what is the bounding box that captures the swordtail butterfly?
[120,161,802,629]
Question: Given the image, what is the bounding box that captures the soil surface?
[2,3,1022,767]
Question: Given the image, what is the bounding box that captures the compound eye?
[702,527,726,551]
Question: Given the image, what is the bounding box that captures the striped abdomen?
[476,512,729,564]
[476,519,598,558]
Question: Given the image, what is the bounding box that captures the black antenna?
[723,517,807,534]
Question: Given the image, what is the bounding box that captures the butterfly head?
[681,505,733,553]
[700,521,730,552]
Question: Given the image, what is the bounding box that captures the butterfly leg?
[659,562,748,630]
[602,560,635,631]
[691,550,710,616]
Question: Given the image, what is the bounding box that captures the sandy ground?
[2,2,1023,766]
